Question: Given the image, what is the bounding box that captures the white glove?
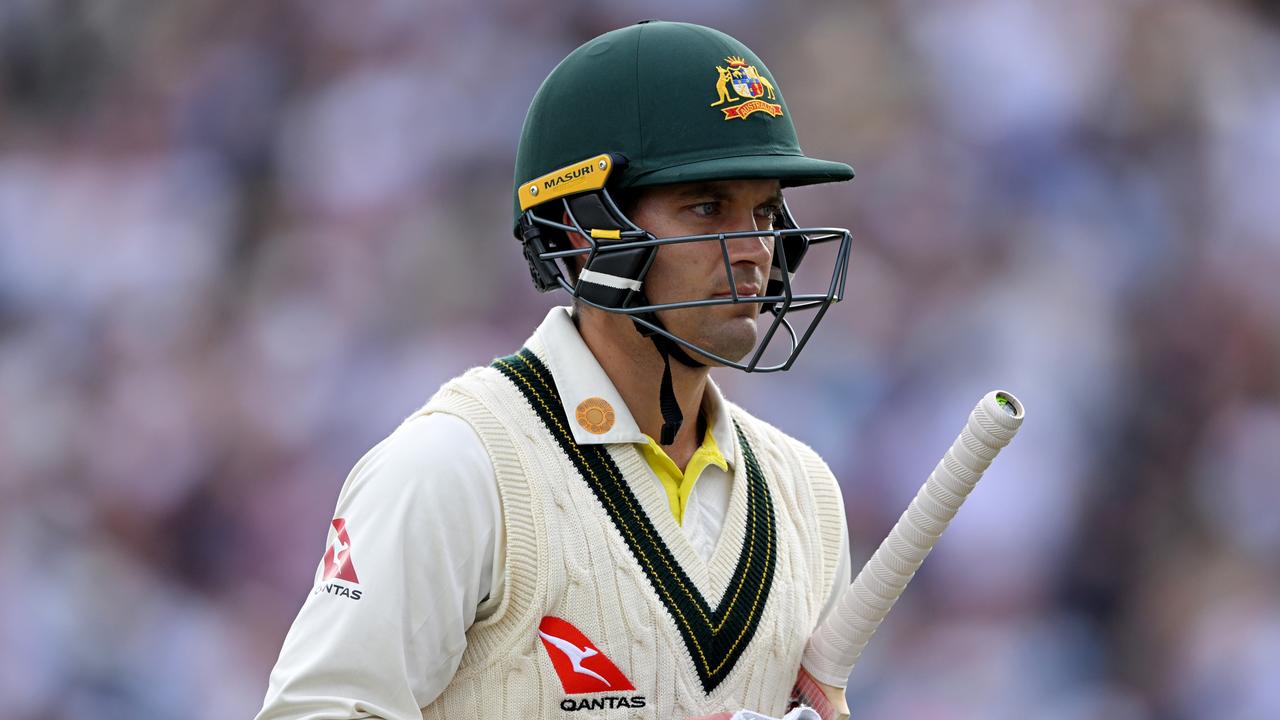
[689,706,823,720]
[731,708,823,720]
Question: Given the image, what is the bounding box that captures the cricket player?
[258,21,855,719]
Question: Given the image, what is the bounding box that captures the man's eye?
[756,205,782,224]
[691,202,719,217]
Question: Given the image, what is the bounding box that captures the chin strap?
[657,345,681,445]
[627,295,706,446]
[648,332,704,446]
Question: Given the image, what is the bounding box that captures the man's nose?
[721,210,774,269]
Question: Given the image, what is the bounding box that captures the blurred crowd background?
[2,0,1278,718]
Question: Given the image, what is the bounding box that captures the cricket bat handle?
[798,390,1025,717]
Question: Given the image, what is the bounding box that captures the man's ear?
[562,211,590,250]
[560,211,590,280]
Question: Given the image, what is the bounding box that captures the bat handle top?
[992,390,1023,419]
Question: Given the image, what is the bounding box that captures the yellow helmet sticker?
[518,154,615,211]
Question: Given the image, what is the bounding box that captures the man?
[258,20,855,719]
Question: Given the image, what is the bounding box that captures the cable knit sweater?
[416,343,846,719]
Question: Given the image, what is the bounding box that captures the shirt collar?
[523,306,737,468]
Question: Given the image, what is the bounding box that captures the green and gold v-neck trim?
[492,348,778,694]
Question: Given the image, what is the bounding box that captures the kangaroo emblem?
[538,630,611,687]
[711,66,735,107]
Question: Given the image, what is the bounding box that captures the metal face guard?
[518,189,852,373]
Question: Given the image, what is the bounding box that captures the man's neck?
[575,309,708,470]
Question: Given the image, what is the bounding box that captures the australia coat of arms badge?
[710,56,784,120]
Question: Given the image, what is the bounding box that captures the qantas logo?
[322,518,359,583]
[315,518,362,600]
[537,617,645,711]
[539,629,612,687]
[537,617,632,693]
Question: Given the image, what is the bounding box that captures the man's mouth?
[712,283,761,299]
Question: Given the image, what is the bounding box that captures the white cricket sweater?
[416,335,848,719]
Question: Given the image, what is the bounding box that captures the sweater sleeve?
[255,413,501,719]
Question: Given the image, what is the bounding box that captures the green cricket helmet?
[513,20,854,377]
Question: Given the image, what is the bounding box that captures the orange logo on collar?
[575,397,615,434]
[710,56,783,120]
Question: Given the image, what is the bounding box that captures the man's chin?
[649,307,760,365]
[692,320,759,366]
